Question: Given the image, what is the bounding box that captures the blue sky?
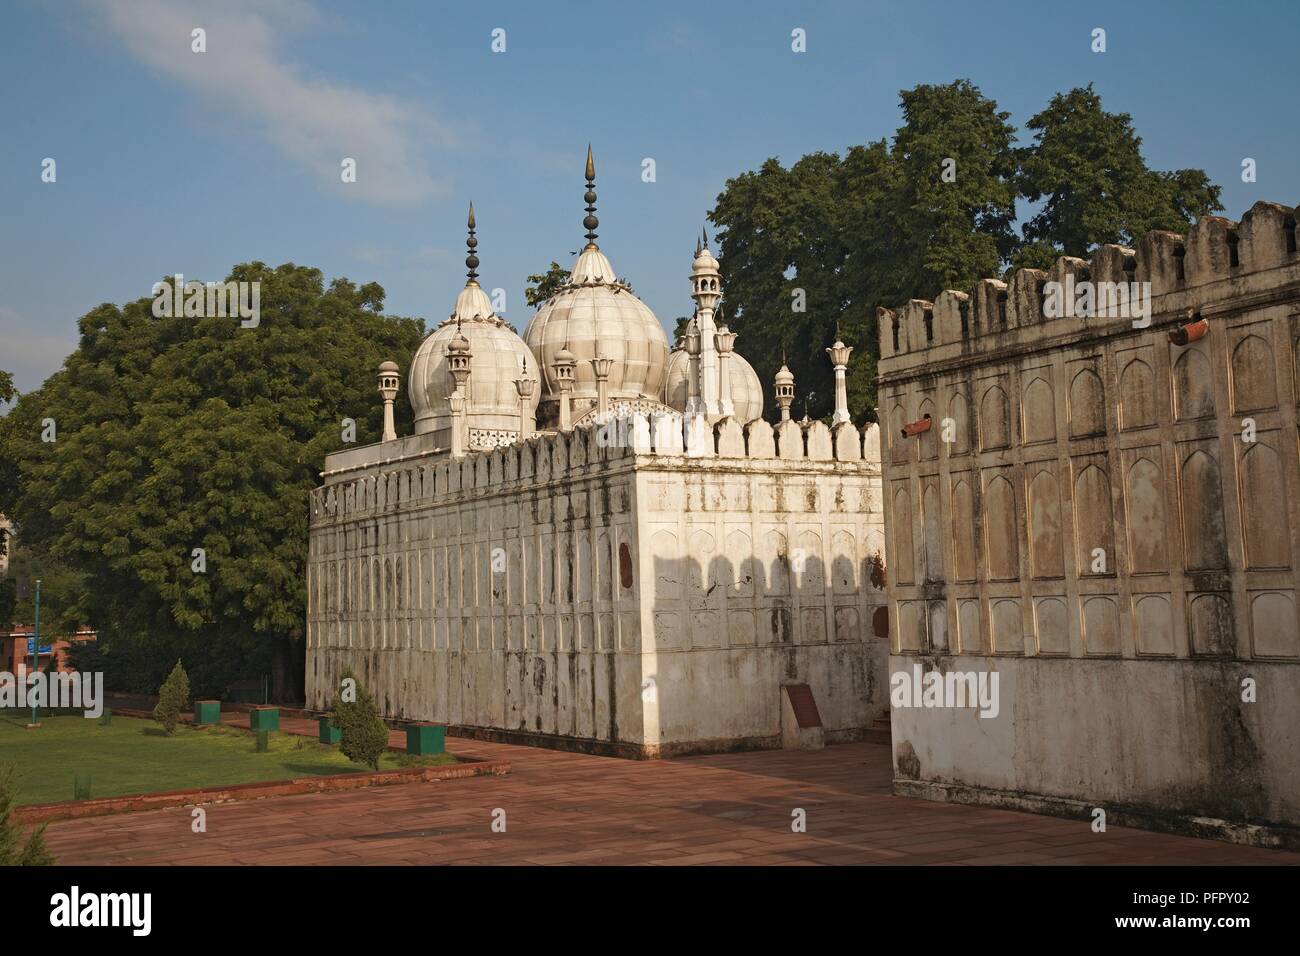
[2,0,1298,397]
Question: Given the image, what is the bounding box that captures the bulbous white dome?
[664,347,765,423]
[524,246,669,410]
[408,282,539,439]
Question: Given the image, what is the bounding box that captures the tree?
[711,80,1220,422]
[154,659,191,734]
[0,264,426,702]
[332,668,388,771]
[525,261,570,308]
[0,370,13,405]
[0,765,54,866]
[713,81,1017,422]
[1016,85,1222,257]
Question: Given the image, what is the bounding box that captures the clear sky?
[2,0,1298,397]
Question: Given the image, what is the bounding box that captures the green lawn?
[0,714,455,806]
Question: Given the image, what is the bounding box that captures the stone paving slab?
[40,737,1300,866]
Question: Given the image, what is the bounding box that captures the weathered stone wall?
[306,412,887,756]
[877,201,1300,844]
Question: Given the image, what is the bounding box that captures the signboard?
[27,637,52,655]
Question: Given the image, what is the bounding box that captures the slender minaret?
[690,229,723,420]
[774,356,795,422]
[826,332,853,424]
[552,345,577,432]
[447,318,472,458]
[515,356,534,440]
[377,361,400,441]
[714,310,736,419]
[684,315,702,417]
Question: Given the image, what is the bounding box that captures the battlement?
[310,412,882,523]
[878,201,1300,367]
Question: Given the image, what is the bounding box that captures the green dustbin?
[406,722,445,755]
[194,700,221,726]
[249,705,279,732]
[319,716,341,744]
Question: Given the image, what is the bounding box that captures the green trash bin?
[406,722,445,756]
[194,700,221,726]
[319,716,341,744]
[249,705,279,732]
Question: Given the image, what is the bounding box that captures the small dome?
[691,245,720,277]
[774,364,794,386]
[409,284,538,439]
[554,345,576,366]
[378,360,399,374]
[663,347,764,423]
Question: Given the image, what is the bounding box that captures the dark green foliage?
[710,81,1220,422]
[0,765,53,866]
[0,265,425,702]
[1016,85,1223,256]
[153,659,191,735]
[525,261,569,307]
[331,668,389,771]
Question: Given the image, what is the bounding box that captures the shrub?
[0,765,53,866]
[332,669,388,771]
[153,660,191,735]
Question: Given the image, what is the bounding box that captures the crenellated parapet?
[311,412,883,524]
[878,201,1300,366]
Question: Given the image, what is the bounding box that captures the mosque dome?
[664,346,765,423]
[408,205,539,442]
[524,147,669,419]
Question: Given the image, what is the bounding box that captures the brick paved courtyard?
[40,730,1300,865]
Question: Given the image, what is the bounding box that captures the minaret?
[690,229,723,421]
[714,306,736,419]
[684,316,702,417]
[447,318,472,458]
[377,361,400,441]
[826,331,853,424]
[591,355,613,417]
[774,355,795,422]
[552,345,577,432]
[515,356,535,440]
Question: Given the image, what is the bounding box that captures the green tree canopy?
[0,263,425,700]
[1016,84,1223,258]
[524,261,570,308]
[711,80,1220,421]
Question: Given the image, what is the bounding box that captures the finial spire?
[702,226,709,251]
[583,144,599,248]
[465,202,479,283]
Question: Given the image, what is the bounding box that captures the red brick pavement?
[38,725,1300,865]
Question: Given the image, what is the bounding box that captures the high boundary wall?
[306,411,888,757]
[876,201,1300,847]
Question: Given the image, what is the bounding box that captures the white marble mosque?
[305,148,888,757]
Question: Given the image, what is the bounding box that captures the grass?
[0,714,456,806]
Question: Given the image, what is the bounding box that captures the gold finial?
[583,145,599,248]
[465,202,479,283]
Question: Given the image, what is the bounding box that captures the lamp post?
[31,578,41,727]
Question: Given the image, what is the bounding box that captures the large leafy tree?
[0,263,424,701]
[1015,84,1223,261]
[713,80,1016,422]
[712,80,1219,421]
